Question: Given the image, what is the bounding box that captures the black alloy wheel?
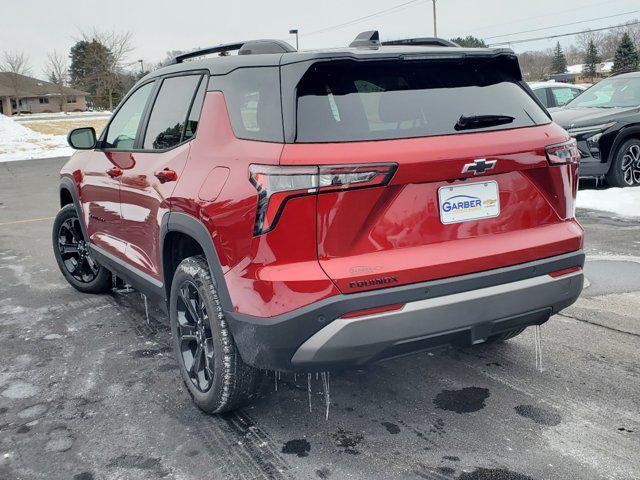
[620,143,640,186]
[57,217,100,283]
[52,204,111,294]
[176,280,215,393]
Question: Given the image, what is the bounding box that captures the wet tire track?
[109,290,291,479]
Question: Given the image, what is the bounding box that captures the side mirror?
[67,127,97,150]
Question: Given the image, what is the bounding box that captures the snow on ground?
[577,186,640,218]
[12,111,111,123]
[12,111,111,121]
[0,114,72,162]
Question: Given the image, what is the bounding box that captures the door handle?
[106,167,123,178]
[155,168,178,183]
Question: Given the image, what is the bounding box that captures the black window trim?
[98,69,209,153]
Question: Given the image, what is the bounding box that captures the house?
[0,72,90,116]
[562,60,614,83]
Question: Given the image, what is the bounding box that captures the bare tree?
[1,51,31,115]
[564,45,583,66]
[518,50,552,81]
[45,50,69,113]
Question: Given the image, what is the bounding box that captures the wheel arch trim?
[59,177,88,240]
[161,212,233,312]
[606,125,640,166]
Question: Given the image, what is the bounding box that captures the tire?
[605,138,640,188]
[483,327,527,344]
[170,255,263,414]
[52,204,111,294]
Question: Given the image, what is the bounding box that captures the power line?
[301,0,427,37]
[488,19,640,46]
[485,10,640,40]
[467,0,628,34]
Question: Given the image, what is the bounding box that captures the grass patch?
[21,118,109,136]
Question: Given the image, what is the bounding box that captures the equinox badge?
[462,159,497,175]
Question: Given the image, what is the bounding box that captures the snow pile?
[0,114,72,162]
[577,187,640,218]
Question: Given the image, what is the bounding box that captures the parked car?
[550,71,640,186]
[529,81,586,108]
[54,32,585,414]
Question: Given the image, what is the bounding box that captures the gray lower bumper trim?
[291,271,583,367]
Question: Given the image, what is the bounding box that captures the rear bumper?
[226,251,584,371]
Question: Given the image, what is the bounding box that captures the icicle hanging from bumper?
[534,325,544,372]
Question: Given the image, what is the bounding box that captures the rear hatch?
[279,54,582,293]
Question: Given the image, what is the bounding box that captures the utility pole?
[432,0,437,37]
[289,29,299,50]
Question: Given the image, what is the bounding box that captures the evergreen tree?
[612,32,639,74]
[551,42,568,74]
[583,39,600,79]
[69,40,115,109]
[450,36,487,48]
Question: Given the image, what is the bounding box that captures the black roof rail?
[349,31,381,48]
[382,37,460,47]
[169,39,295,64]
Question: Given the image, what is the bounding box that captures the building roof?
[0,72,89,98]
[528,81,586,90]
[566,61,615,75]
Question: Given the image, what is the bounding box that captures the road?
[0,157,639,480]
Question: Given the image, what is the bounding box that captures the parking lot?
[0,157,639,480]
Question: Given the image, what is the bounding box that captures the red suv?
[54,33,584,414]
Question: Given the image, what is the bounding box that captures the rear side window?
[295,60,549,143]
[183,77,207,141]
[144,75,202,150]
[105,82,154,149]
[534,88,549,107]
[214,67,283,142]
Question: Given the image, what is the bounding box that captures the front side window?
[295,60,549,143]
[143,75,202,150]
[551,87,580,107]
[567,77,640,108]
[105,82,154,149]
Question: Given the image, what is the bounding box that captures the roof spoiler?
[382,37,460,47]
[348,31,460,49]
[169,39,296,64]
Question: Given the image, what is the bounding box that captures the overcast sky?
[2,0,639,78]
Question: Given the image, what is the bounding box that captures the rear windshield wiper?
[454,114,515,131]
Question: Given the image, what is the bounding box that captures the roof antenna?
[349,30,380,49]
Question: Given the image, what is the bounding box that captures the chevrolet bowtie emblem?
[462,159,497,175]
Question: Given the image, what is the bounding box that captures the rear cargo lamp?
[249,163,397,235]
[545,139,580,165]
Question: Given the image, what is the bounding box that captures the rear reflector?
[340,303,405,319]
[545,139,580,165]
[549,266,582,278]
[249,163,397,235]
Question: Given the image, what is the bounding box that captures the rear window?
[295,60,549,143]
[214,67,283,142]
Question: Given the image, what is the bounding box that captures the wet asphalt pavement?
[0,157,639,480]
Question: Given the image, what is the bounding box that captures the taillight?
[545,139,580,165]
[249,163,397,235]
